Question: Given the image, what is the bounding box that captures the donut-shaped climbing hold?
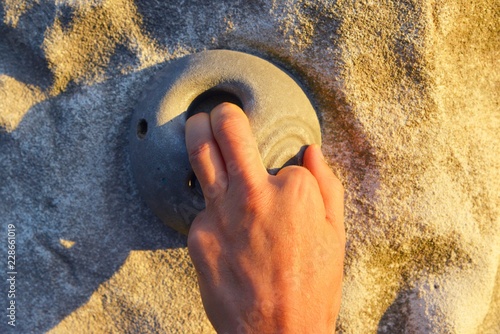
[129,50,321,234]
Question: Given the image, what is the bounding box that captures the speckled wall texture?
[0,0,498,333]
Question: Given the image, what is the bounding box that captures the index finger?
[210,103,268,187]
[185,112,228,202]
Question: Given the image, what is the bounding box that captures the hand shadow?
[0,62,192,332]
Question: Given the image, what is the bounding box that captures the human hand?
[185,103,345,334]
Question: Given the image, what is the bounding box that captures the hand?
[185,103,345,334]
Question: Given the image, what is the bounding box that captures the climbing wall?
[0,0,498,333]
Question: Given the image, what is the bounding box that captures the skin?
[185,103,346,334]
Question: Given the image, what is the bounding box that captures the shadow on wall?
[133,0,269,50]
[0,1,55,90]
[0,65,189,332]
[378,291,410,333]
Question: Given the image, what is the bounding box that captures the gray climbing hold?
[129,50,321,234]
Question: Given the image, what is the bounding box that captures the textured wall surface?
[0,0,498,333]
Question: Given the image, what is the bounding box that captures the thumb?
[303,144,345,232]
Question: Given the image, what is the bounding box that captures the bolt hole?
[188,171,197,189]
[187,171,203,197]
[187,89,243,117]
[137,119,148,139]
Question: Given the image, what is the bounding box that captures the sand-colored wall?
[0,0,498,333]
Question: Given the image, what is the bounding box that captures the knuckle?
[276,166,319,201]
[213,115,241,139]
[226,159,242,176]
[188,223,214,255]
[187,141,211,161]
[279,165,315,183]
[203,182,224,200]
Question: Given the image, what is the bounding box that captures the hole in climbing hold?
[137,119,148,139]
[187,89,243,117]
[188,171,197,189]
[187,170,203,197]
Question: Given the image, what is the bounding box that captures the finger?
[185,112,228,201]
[303,144,345,231]
[210,103,267,186]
